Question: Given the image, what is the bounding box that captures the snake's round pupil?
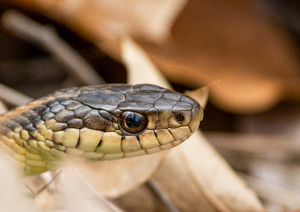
[119,111,148,134]
[126,113,141,129]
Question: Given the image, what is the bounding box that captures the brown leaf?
[138,0,300,113]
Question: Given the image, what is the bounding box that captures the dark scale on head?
[1,120,21,131]
[52,123,68,131]
[42,112,55,121]
[77,91,124,111]
[56,97,69,102]
[65,101,82,111]
[60,100,74,106]
[46,100,59,107]
[67,118,83,129]
[32,116,43,126]
[82,110,115,131]
[32,105,47,114]
[124,90,163,103]
[98,110,114,122]
[22,110,38,120]
[55,110,74,123]
[11,115,28,125]
[74,106,92,119]
[39,107,50,116]
[24,123,36,131]
[50,104,65,114]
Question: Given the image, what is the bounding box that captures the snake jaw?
[0,84,203,175]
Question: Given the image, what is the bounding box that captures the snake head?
[73,84,203,159]
[0,84,203,175]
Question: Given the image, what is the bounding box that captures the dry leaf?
[151,146,220,212]
[180,131,264,211]
[0,99,7,114]
[122,37,171,88]
[113,183,170,212]
[184,85,210,109]
[0,157,39,212]
[59,167,123,212]
[76,152,167,198]
[138,0,300,113]
[118,38,264,210]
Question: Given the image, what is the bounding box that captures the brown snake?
[0,84,203,176]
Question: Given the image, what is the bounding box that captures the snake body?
[0,84,203,175]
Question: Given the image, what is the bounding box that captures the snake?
[0,84,203,176]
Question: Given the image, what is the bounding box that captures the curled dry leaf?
[138,0,300,113]
[151,146,220,212]
[179,131,264,211]
[151,133,265,211]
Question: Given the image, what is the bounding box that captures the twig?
[1,10,105,86]
[238,172,300,210]
[147,180,180,212]
[0,83,33,107]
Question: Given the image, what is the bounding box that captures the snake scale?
[0,84,203,176]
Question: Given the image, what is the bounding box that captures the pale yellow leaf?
[178,131,265,211]
[184,86,210,109]
[0,157,39,212]
[76,152,167,198]
[122,37,171,88]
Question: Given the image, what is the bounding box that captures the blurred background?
[1,0,300,211]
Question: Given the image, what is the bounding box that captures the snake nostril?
[175,113,184,124]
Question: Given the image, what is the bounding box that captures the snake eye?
[119,112,147,134]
